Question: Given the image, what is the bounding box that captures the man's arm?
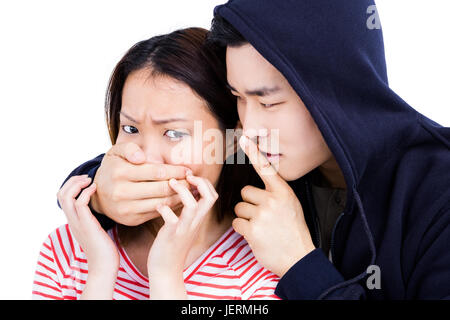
[276,203,450,300]
[274,248,366,299]
[56,153,114,230]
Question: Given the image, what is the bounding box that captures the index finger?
[108,142,146,164]
[126,163,191,181]
[239,135,284,191]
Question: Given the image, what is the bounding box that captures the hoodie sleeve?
[406,204,450,300]
[275,248,366,300]
[56,154,113,230]
[276,204,450,300]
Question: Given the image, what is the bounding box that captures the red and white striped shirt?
[32,224,281,300]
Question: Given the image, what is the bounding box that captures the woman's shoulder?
[192,227,280,299]
[41,224,88,273]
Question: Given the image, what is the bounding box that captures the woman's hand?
[147,172,218,299]
[57,175,119,299]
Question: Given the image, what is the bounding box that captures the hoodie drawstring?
[318,187,377,299]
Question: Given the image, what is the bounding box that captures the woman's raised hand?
[57,175,119,299]
[146,172,219,299]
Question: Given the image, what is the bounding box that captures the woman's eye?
[164,130,188,141]
[122,125,138,134]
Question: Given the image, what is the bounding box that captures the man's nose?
[241,108,268,140]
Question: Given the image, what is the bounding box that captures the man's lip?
[260,150,282,157]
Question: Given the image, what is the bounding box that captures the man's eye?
[164,130,188,141]
[122,125,138,134]
[260,102,282,108]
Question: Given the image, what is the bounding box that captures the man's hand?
[233,135,316,277]
[90,142,192,226]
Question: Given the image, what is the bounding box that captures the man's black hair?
[208,14,248,47]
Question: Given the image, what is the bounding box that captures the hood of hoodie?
[214,0,422,202]
[214,0,450,290]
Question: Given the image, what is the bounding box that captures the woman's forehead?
[121,73,215,126]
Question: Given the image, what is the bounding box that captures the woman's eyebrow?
[120,111,187,125]
[120,111,140,124]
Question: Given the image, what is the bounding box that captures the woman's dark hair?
[208,15,248,48]
[105,27,262,226]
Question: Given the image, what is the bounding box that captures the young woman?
[32,28,280,300]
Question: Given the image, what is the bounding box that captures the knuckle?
[74,198,84,209]
[241,185,251,197]
[110,186,123,202]
[160,182,170,195]
[156,166,166,179]
[266,196,277,208]
[112,167,124,180]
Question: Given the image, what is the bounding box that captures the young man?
[59,0,450,299]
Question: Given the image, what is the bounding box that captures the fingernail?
[186,169,193,176]
[169,178,177,185]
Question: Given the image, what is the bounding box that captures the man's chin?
[275,164,309,182]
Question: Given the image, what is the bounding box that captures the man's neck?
[318,156,347,189]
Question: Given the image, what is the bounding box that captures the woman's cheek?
[115,131,132,145]
[164,138,197,166]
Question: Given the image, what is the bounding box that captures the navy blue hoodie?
[59,0,450,299]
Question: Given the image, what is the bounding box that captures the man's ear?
[224,120,243,160]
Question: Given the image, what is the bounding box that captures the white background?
[0,0,448,299]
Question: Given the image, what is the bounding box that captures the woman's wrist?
[148,271,187,300]
[86,254,119,273]
[81,267,118,300]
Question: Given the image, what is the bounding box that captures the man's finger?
[239,135,285,191]
[241,185,267,205]
[118,179,191,200]
[232,217,251,238]
[126,194,183,215]
[125,163,190,182]
[234,201,257,220]
[108,142,146,164]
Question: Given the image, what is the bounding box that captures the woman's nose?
[142,144,165,164]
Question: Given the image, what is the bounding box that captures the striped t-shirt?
[32,224,281,300]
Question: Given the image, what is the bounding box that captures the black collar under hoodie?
[214,0,450,299]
